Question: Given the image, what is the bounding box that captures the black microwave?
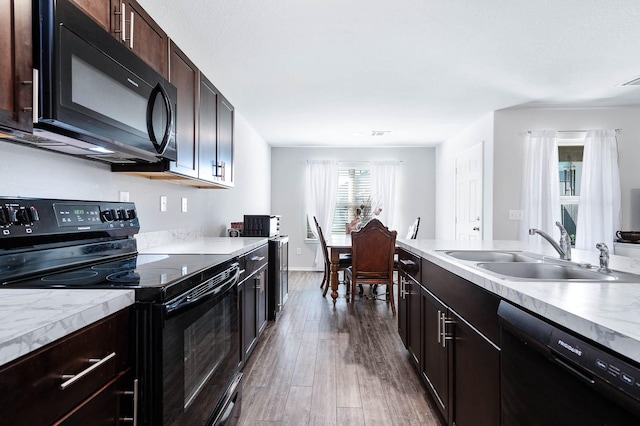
[34,0,177,164]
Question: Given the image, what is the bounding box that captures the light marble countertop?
[138,236,268,255]
[0,289,135,367]
[397,239,640,364]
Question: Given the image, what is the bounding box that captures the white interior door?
[455,142,483,240]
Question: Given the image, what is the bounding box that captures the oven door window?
[162,283,239,425]
[183,295,232,408]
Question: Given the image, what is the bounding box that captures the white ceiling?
[138,0,640,147]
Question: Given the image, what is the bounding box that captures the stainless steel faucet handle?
[555,221,569,236]
[596,243,611,272]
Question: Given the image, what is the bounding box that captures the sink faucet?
[596,243,611,273]
[528,221,572,261]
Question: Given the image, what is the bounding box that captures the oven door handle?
[164,265,239,316]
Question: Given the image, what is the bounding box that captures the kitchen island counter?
[0,289,134,367]
[397,239,640,364]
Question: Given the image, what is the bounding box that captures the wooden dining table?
[326,234,398,304]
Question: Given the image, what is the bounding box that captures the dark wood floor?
[238,271,444,426]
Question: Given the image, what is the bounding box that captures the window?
[306,164,372,238]
[558,133,585,245]
[333,167,371,234]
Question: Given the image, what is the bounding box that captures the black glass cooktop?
[2,253,234,302]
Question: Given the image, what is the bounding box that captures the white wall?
[271,147,436,270]
[0,111,270,235]
[435,112,495,240]
[493,107,640,240]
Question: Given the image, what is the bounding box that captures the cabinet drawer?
[243,244,268,279]
[398,249,421,281]
[0,308,131,426]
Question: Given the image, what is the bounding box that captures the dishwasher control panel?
[549,327,640,402]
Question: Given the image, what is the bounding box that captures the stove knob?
[118,209,129,220]
[0,207,10,226]
[15,208,34,224]
[27,206,39,222]
[6,206,18,224]
[101,210,114,222]
[127,209,136,220]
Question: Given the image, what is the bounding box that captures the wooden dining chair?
[313,216,351,297]
[345,218,397,315]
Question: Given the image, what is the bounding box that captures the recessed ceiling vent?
[618,75,640,86]
[371,130,391,136]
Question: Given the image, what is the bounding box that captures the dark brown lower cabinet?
[239,244,269,366]
[56,372,132,425]
[399,257,501,425]
[406,273,422,365]
[421,287,450,421]
[450,310,500,426]
[0,308,134,425]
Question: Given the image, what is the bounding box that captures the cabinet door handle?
[400,277,408,299]
[437,310,442,344]
[60,352,116,390]
[120,3,126,43]
[129,10,134,49]
[442,316,455,348]
[121,378,139,425]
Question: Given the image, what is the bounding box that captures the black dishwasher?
[498,301,640,425]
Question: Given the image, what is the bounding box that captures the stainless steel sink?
[476,262,620,281]
[442,250,541,263]
[439,249,640,282]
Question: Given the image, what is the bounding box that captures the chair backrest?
[351,219,397,279]
[405,217,420,239]
[313,216,330,266]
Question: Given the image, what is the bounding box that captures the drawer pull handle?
[60,352,116,390]
[250,256,265,262]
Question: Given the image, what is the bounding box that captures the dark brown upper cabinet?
[198,76,219,182]
[70,0,168,77]
[199,76,235,187]
[0,0,33,133]
[217,94,235,187]
[169,41,199,178]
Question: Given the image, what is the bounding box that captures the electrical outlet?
[509,210,523,221]
[160,196,167,212]
[296,248,302,255]
[119,191,130,202]
[181,197,188,213]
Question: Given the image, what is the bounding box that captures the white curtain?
[370,161,399,230]
[575,129,621,251]
[518,130,561,245]
[305,160,339,270]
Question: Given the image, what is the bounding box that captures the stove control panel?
[0,197,139,239]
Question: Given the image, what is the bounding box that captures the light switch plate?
[181,197,188,213]
[160,196,167,212]
[119,191,130,202]
[508,210,523,220]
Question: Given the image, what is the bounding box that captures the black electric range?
[0,197,243,425]
[0,197,232,301]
